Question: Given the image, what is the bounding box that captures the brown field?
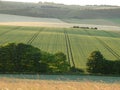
[0,22,120,31]
[0,78,120,90]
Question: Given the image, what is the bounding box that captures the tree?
[40,52,70,73]
[15,43,42,72]
[113,60,120,74]
[53,52,70,73]
[0,43,45,73]
[86,51,105,74]
[0,43,16,72]
[0,43,70,73]
[101,60,114,74]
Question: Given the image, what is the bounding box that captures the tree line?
[0,43,120,75]
[0,43,70,73]
[87,51,120,75]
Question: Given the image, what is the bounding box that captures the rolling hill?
[0,2,120,19]
[0,1,120,28]
[0,1,120,72]
[0,26,120,70]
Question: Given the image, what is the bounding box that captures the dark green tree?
[86,51,105,74]
[101,60,114,74]
[0,43,16,72]
[0,43,70,73]
[0,43,44,73]
[15,43,42,72]
[53,52,70,73]
[113,60,120,74]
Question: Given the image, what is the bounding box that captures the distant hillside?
[0,1,120,19]
[0,14,64,22]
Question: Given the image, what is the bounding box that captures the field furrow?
[95,37,120,60]
[27,29,43,45]
[64,30,71,66]
[0,26,120,69]
[84,30,120,60]
[64,29,76,67]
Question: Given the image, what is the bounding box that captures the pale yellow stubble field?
[0,78,120,90]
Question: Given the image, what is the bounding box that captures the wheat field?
[0,78,120,90]
[0,26,120,69]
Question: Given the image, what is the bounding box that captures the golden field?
[0,78,120,90]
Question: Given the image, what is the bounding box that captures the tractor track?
[84,30,120,60]
[95,37,120,60]
[64,30,71,66]
[27,29,42,45]
[64,30,75,67]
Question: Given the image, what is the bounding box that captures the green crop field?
[107,18,120,26]
[0,25,120,70]
[61,18,120,26]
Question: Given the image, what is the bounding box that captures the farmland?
[0,26,120,70]
[62,18,120,26]
[1,13,120,30]
[0,1,120,89]
[0,74,120,90]
[0,77,120,90]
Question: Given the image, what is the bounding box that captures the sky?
[2,0,120,6]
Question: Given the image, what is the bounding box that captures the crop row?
[0,26,120,69]
[64,30,75,67]
[95,37,120,60]
[64,30,70,65]
[27,29,43,45]
[84,30,120,60]
[0,26,20,37]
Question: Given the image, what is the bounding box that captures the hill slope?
[0,26,120,69]
[0,1,120,29]
[0,1,120,20]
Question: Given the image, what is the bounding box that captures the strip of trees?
[87,51,120,75]
[72,26,98,29]
[0,43,119,75]
[0,43,70,73]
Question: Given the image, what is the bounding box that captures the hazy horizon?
[2,0,120,6]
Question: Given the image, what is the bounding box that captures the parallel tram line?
[64,30,75,67]
[95,37,120,60]
[67,32,76,67]
[84,30,120,60]
[64,30,71,65]
[27,29,43,45]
